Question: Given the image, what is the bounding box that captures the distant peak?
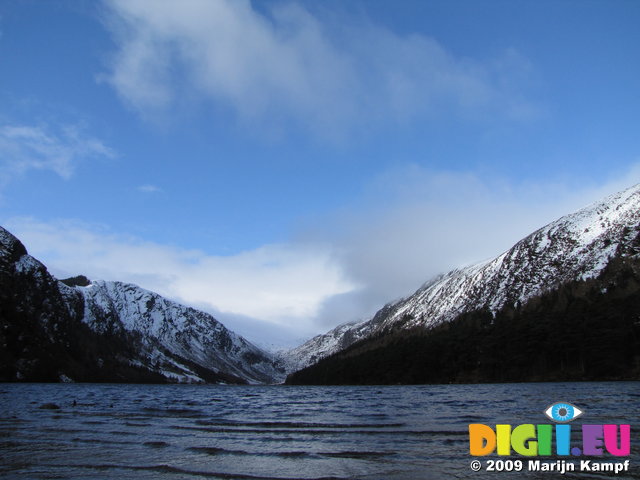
[60,275,92,287]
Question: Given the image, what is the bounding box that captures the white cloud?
[137,184,162,193]
[102,0,535,138]
[0,123,114,186]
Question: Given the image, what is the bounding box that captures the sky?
[1,0,639,348]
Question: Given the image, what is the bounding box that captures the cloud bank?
[102,0,534,138]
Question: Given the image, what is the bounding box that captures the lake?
[1,382,638,479]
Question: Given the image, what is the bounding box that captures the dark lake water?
[1,382,638,479]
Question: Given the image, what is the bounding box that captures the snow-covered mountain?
[77,280,285,383]
[5,182,640,382]
[0,226,284,384]
[284,183,640,372]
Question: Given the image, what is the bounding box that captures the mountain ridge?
[283,183,640,372]
[286,252,640,384]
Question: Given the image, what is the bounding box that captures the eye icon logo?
[544,402,583,423]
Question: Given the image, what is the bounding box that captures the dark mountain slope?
[287,222,640,385]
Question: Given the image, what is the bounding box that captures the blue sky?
[1,0,639,347]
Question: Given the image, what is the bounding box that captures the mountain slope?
[284,183,640,372]
[78,280,283,383]
[0,226,284,384]
[287,253,640,384]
